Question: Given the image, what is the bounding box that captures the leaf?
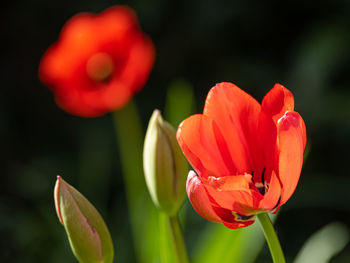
[164,78,195,128]
[193,214,278,263]
[294,222,349,263]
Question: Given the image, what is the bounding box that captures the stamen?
[254,168,267,195]
[261,168,265,185]
[232,211,255,221]
[253,168,270,195]
[256,183,265,195]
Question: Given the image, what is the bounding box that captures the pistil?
[86,52,114,83]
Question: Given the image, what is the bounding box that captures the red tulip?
[177,82,306,229]
[39,6,155,117]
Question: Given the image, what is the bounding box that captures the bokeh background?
[2,0,350,262]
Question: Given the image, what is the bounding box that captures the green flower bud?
[143,110,188,216]
[54,176,114,263]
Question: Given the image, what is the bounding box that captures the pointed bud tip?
[54,175,64,224]
[152,109,163,123]
[153,109,161,115]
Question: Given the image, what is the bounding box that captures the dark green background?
[2,0,350,262]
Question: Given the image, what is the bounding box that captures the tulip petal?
[212,206,255,229]
[277,111,305,204]
[223,220,255,229]
[301,115,307,149]
[262,83,294,123]
[203,175,263,216]
[203,82,261,174]
[259,171,282,211]
[186,171,221,223]
[186,172,257,227]
[177,114,236,178]
[257,111,277,182]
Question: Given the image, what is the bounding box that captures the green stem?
[112,101,144,206]
[257,213,286,263]
[168,215,190,263]
[112,101,158,263]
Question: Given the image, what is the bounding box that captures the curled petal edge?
[277,111,305,204]
[262,83,294,123]
[186,171,221,223]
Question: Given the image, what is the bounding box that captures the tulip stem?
[257,213,286,263]
[168,215,190,263]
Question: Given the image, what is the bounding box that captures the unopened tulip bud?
[143,110,188,216]
[54,176,114,263]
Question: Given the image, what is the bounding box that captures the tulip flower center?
[86,53,114,83]
[253,168,269,195]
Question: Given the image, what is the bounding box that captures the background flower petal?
[39,6,154,117]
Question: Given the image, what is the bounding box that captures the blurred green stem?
[168,214,189,263]
[113,101,158,263]
[257,213,286,263]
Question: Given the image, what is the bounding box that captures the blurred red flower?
[39,6,155,117]
[177,82,306,229]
